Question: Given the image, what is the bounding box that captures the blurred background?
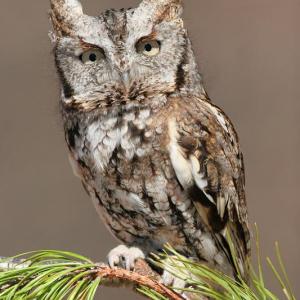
[0,0,299,298]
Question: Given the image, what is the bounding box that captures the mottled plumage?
[50,0,250,286]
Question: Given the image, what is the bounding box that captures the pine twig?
[0,255,184,300]
[0,257,31,270]
[0,234,296,300]
[97,260,183,300]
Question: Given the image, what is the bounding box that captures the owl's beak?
[122,71,131,91]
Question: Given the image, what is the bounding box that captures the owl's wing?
[169,96,250,278]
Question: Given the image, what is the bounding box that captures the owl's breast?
[80,109,171,219]
[65,107,195,254]
[82,108,164,170]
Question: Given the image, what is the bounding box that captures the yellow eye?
[80,49,105,64]
[136,40,161,57]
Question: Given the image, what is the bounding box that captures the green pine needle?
[0,251,98,300]
[0,229,296,300]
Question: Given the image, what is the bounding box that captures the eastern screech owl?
[50,0,250,287]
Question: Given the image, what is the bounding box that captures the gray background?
[0,0,299,298]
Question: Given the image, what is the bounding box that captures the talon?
[107,245,145,270]
[108,245,129,268]
[161,270,174,286]
[161,270,186,289]
[161,270,189,298]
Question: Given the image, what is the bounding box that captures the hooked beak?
[121,70,131,91]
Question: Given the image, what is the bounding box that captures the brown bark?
[96,259,184,300]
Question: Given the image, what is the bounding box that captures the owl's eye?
[136,40,161,57]
[80,49,105,64]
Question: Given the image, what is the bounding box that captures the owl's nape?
[50,0,250,294]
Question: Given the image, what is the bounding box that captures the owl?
[50,0,250,288]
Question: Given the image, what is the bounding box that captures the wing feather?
[170,96,250,279]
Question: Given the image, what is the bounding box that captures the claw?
[108,245,128,268]
[161,271,192,299]
[160,270,186,289]
[108,245,145,270]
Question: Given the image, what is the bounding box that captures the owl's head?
[51,0,203,112]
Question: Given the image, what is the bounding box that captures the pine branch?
[0,252,183,300]
[96,260,183,300]
[0,228,296,300]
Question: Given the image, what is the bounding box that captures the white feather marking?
[168,119,215,205]
[190,156,214,204]
[87,122,104,150]
[190,155,207,190]
[168,119,193,188]
[204,104,229,134]
[139,109,151,119]
[87,121,120,171]
[100,117,117,130]
[217,197,227,219]
[114,190,147,212]
[85,110,150,171]
[124,112,135,122]
[136,148,146,157]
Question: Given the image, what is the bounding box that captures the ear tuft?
[136,0,183,23]
[49,0,84,36]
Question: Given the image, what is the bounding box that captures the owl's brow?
[136,32,158,44]
[79,39,102,50]
[78,33,159,52]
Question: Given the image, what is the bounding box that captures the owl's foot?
[161,271,195,299]
[107,245,145,270]
[161,269,186,289]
